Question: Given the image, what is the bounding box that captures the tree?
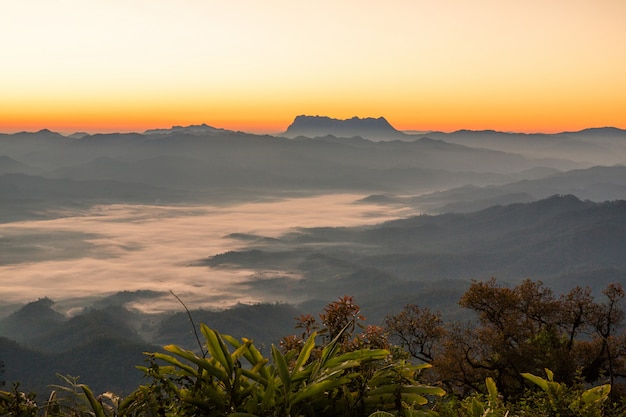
[384,305,444,363]
[384,279,626,399]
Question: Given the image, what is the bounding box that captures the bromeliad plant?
[119,323,445,417]
[521,368,611,417]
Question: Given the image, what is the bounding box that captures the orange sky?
[2,0,625,134]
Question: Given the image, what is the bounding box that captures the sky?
[2,0,625,134]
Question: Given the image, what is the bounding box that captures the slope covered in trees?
[2,285,624,416]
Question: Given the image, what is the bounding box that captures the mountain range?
[4,116,625,223]
[2,194,625,398]
[2,116,626,397]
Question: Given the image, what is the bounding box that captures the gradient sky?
[2,0,625,134]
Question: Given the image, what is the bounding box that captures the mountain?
[425,127,626,165]
[0,173,185,203]
[0,299,155,397]
[144,123,232,136]
[0,173,192,222]
[282,115,406,140]
[203,195,626,304]
[154,303,303,349]
[0,155,33,174]
[408,164,626,213]
[0,130,74,167]
[28,308,145,353]
[0,298,65,344]
[0,334,153,399]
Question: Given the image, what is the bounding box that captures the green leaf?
[521,372,549,391]
[580,384,611,405]
[485,376,498,404]
[260,374,276,410]
[404,385,445,397]
[201,324,234,373]
[152,351,200,377]
[230,338,253,364]
[226,336,272,382]
[399,392,428,406]
[271,344,291,393]
[470,397,486,417]
[319,327,346,367]
[161,346,230,382]
[368,412,395,417]
[291,376,351,404]
[327,348,389,367]
[79,384,106,417]
[292,331,317,374]
[367,384,399,397]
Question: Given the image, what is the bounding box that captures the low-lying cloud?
[0,194,413,313]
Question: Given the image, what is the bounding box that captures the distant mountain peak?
[144,123,231,136]
[282,115,405,141]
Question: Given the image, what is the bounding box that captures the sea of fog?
[0,194,415,314]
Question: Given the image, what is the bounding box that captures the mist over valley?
[2,116,626,396]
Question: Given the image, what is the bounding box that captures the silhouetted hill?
[0,173,190,222]
[0,130,74,169]
[426,127,626,165]
[0,298,65,344]
[0,173,180,201]
[204,195,626,299]
[0,297,147,354]
[564,126,626,137]
[154,303,303,350]
[0,155,33,174]
[0,336,49,393]
[144,123,232,136]
[0,335,153,399]
[28,308,145,354]
[409,164,626,213]
[282,115,406,140]
[52,337,154,395]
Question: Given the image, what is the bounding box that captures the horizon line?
[1,118,624,137]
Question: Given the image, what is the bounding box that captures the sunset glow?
[2,0,625,134]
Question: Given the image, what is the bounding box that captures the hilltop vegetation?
[2,286,624,416]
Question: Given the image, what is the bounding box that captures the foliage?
[436,371,614,417]
[115,295,445,416]
[4,286,626,416]
[117,322,444,417]
[0,383,37,417]
[436,377,508,417]
[520,368,610,417]
[385,279,626,399]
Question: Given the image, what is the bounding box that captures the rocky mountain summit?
[282,115,406,140]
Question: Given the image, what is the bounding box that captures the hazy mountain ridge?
[402,164,626,213]
[0,296,303,398]
[426,127,626,165]
[144,123,232,136]
[0,155,34,175]
[2,120,626,397]
[203,195,626,298]
[282,115,406,140]
[2,122,601,222]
